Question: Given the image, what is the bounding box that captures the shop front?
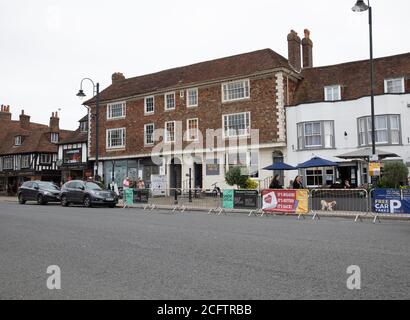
[103,158,160,189]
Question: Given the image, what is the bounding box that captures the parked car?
[60,180,118,208]
[17,181,61,205]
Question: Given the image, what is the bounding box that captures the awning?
[336,148,399,160]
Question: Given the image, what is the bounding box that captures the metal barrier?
[309,188,370,221]
[123,187,408,223]
[143,188,223,214]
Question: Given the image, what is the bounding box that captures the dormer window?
[15,136,22,146]
[79,121,88,132]
[324,85,341,101]
[51,133,59,143]
[384,78,405,94]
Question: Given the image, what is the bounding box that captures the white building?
[285,53,410,187]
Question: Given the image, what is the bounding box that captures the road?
[0,202,409,299]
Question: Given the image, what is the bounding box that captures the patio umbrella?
[262,162,297,171]
[297,156,338,187]
[297,156,338,169]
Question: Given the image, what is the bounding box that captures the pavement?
[0,201,409,300]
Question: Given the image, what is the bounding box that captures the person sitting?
[269,175,283,189]
[292,176,304,189]
[344,180,351,189]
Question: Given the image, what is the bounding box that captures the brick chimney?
[112,72,125,84]
[19,110,30,129]
[287,30,302,72]
[49,111,59,131]
[302,29,313,68]
[0,104,12,121]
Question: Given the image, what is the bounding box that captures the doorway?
[338,165,358,187]
[194,163,203,189]
[169,158,182,193]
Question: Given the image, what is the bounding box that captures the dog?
[321,200,337,211]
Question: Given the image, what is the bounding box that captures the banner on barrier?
[124,188,134,206]
[373,188,410,214]
[222,190,259,209]
[262,189,309,214]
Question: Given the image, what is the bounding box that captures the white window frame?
[357,114,401,146]
[164,92,176,111]
[164,121,176,143]
[40,154,52,164]
[297,121,334,150]
[324,85,341,101]
[384,78,405,94]
[222,79,250,103]
[186,88,198,108]
[222,112,251,138]
[144,96,155,114]
[186,118,199,141]
[21,155,30,168]
[3,157,13,170]
[107,101,126,120]
[144,123,155,145]
[14,136,22,146]
[50,133,59,143]
[106,128,126,149]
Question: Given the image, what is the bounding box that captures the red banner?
[261,189,309,214]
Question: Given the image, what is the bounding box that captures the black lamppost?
[76,78,100,180]
[352,0,377,161]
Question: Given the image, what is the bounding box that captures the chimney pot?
[19,110,30,129]
[112,72,125,84]
[287,30,302,72]
[302,28,313,68]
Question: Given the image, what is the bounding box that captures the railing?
[121,187,409,223]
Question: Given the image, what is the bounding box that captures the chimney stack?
[302,29,313,68]
[112,72,125,84]
[0,104,12,121]
[287,30,302,72]
[19,110,30,129]
[49,111,60,131]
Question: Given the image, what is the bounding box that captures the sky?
[1,0,409,130]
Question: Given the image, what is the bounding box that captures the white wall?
[285,94,410,181]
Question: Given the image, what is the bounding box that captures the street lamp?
[352,0,377,162]
[76,78,100,181]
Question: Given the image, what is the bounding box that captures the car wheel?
[37,194,45,205]
[18,193,26,204]
[61,195,69,207]
[83,196,92,208]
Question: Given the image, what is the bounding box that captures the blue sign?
[373,189,410,214]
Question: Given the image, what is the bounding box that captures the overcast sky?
[1,0,409,130]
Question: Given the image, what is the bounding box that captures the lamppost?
[352,0,377,162]
[76,78,100,181]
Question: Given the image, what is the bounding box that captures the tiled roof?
[0,119,73,155]
[291,52,410,106]
[85,49,291,104]
[58,129,88,145]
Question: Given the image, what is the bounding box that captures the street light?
[76,78,100,181]
[352,0,377,162]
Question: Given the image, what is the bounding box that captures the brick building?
[0,106,73,195]
[84,32,307,190]
[84,29,410,190]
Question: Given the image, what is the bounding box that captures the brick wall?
[88,74,282,159]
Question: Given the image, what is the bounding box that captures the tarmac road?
[0,202,409,299]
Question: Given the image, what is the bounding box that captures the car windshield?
[85,182,102,191]
[37,182,60,190]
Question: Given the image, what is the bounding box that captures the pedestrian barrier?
[121,186,408,223]
[309,188,369,221]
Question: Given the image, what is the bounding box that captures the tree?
[378,162,409,188]
[225,167,248,189]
